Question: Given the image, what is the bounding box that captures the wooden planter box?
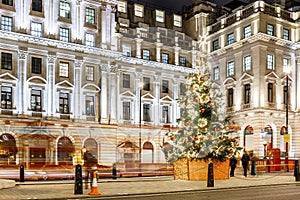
[173,158,229,180]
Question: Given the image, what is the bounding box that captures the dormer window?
[134,4,143,17]
[174,14,182,27]
[118,1,127,13]
[156,10,164,23]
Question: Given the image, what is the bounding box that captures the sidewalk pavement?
[0,171,298,200]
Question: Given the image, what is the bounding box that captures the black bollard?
[112,163,117,180]
[74,164,83,195]
[294,160,299,182]
[251,160,256,175]
[20,164,24,182]
[207,162,214,187]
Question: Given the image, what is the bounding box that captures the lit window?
[227,88,234,108]
[156,10,164,23]
[179,56,186,67]
[59,27,69,42]
[31,22,42,37]
[32,57,42,74]
[162,106,169,123]
[122,44,131,56]
[244,25,251,38]
[123,74,130,88]
[32,0,42,12]
[59,1,71,18]
[283,58,289,72]
[227,61,234,76]
[134,4,144,17]
[213,66,219,81]
[86,7,95,24]
[243,55,251,71]
[174,14,182,27]
[267,54,275,70]
[162,53,169,64]
[31,89,42,111]
[85,96,94,116]
[162,80,169,93]
[59,92,69,114]
[85,33,95,47]
[244,84,251,104]
[212,39,219,51]
[283,28,290,40]
[122,101,130,120]
[227,32,234,45]
[142,49,150,60]
[1,52,12,70]
[267,24,274,36]
[1,16,12,31]
[117,1,127,13]
[85,66,94,81]
[2,0,13,6]
[59,62,69,77]
[143,77,150,91]
[1,86,12,109]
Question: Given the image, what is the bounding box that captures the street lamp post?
[284,65,290,172]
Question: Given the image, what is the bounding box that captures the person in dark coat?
[241,150,250,177]
[230,157,237,177]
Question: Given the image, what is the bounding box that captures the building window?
[59,92,69,114]
[227,32,234,45]
[31,22,42,37]
[1,52,12,70]
[59,62,69,77]
[1,86,12,109]
[212,39,219,51]
[227,88,234,107]
[267,54,275,70]
[179,56,186,67]
[31,89,41,111]
[32,57,42,74]
[59,1,71,18]
[162,106,169,123]
[122,44,131,56]
[244,25,251,38]
[2,0,13,6]
[267,83,273,103]
[134,4,144,17]
[284,85,289,105]
[243,55,251,71]
[1,16,12,31]
[143,77,150,91]
[59,27,69,42]
[32,0,42,12]
[117,1,127,13]
[86,7,95,24]
[283,58,289,72]
[213,66,219,81]
[155,10,164,23]
[123,101,130,120]
[267,24,274,36]
[227,61,234,77]
[85,96,94,116]
[162,80,169,93]
[244,84,251,104]
[283,28,290,40]
[161,53,169,64]
[85,66,94,81]
[142,49,150,60]
[180,83,186,95]
[85,33,95,47]
[143,104,151,122]
[123,74,130,88]
[174,14,182,27]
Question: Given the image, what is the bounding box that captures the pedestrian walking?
[230,157,237,177]
[241,150,250,177]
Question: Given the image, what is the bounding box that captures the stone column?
[75,0,81,42]
[109,65,119,124]
[47,54,57,118]
[74,59,83,121]
[174,46,180,66]
[17,49,28,116]
[134,73,142,124]
[136,38,143,59]
[156,43,162,62]
[153,75,160,126]
[172,78,179,127]
[100,63,109,123]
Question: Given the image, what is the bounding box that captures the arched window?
[84,138,98,161]
[142,142,154,163]
[264,125,273,149]
[244,125,254,150]
[280,126,287,152]
[0,133,17,164]
[57,137,74,165]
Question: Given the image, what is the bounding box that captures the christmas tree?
[162,64,242,163]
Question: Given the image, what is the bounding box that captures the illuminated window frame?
[85,66,94,81]
[117,1,127,13]
[134,4,144,17]
[267,24,274,36]
[85,33,95,47]
[227,61,234,77]
[59,27,69,42]
[85,7,95,24]
[155,10,164,23]
[1,16,12,31]
[59,62,69,77]
[59,1,71,18]
[213,66,219,81]
[174,14,182,27]
[244,25,251,38]
[267,54,275,70]
[243,55,251,71]
[31,21,42,37]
